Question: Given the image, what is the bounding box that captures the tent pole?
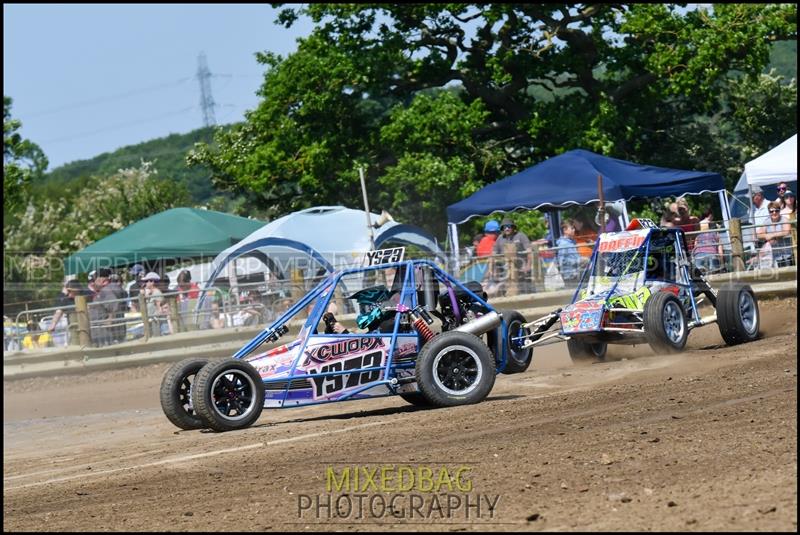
[597,174,605,232]
[358,166,376,251]
[718,190,731,229]
[448,223,461,272]
[620,200,631,227]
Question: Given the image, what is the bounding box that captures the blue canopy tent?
[446,149,728,263]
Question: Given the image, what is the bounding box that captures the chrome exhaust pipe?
[453,311,501,336]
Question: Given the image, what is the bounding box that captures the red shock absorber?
[412,315,435,343]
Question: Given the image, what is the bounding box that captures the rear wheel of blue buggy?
[192,359,265,432]
[643,292,688,354]
[160,358,210,430]
[567,339,607,363]
[415,331,495,407]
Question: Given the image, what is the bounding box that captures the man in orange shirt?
[476,220,500,256]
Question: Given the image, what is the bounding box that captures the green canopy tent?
[64,208,266,275]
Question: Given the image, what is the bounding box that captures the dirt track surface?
[4,298,797,531]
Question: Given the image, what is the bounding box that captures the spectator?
[572,215,598,258]
[776,182,789,202]
[465,233,483,261]
[107,272,127,343]
[476,220,500,257]
[126,264,145,311]
[750,186,771,226]
[494,217,531,255]
[673,197,700,249]
[87,270,100,299]
[660,207,679,228]
[556,219,581,283]
[176,270,199,298]
[781,189,796,221]
[596,205,622,233]
[535,213,555,248]
[757,201,792,267]
[141,271,168,335]
[174,269,200,326]
[674,198,700,229]
[493,217,532,292]
[47,280,88,345]
[209,301,226,329]
[91,268,126,346]
[692,220,723,274]
[156,272,171,295]
[236,290,266,326]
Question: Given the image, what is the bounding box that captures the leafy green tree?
[189,4,797,241]
[4,96,48,216]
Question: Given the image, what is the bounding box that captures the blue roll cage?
[230,259,510,407]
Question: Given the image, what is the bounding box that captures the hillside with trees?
[35,126,223,204]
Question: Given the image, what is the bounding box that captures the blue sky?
[3,4,315,169]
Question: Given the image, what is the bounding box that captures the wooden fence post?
[531,245,543,291]
[504,243,518,296]
[138,293,150,342]
[166,295,181,334]
[728,218,746,272]
[791,221,798,267]
[73,295,92,347]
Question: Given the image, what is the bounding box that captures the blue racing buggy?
[160,253,533,431]
[520,219,761,362]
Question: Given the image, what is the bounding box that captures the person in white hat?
[750,185,772,226]
[141,272,167,335]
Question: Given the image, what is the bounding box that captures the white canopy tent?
[166,257,269,290]
[734,134,797,191]
[202,206,444,291]
[731,134,797,219]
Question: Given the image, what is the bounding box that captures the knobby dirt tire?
[415,331,495,408]
[567,339,608,363]
[643,291,688,354]
[160,358,210,430]
[192,359,265,432]
[716,283,760,346]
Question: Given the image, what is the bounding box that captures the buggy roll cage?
[229,259,512,401]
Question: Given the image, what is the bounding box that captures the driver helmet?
[348,285,394,330]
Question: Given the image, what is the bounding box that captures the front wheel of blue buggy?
[192,359,265,432]
[415,331,495,408]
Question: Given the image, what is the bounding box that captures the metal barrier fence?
[457,219,797,297]
[3,221,796,353]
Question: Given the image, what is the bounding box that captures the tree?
[4,96,48,216]
[189,4,797,239]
